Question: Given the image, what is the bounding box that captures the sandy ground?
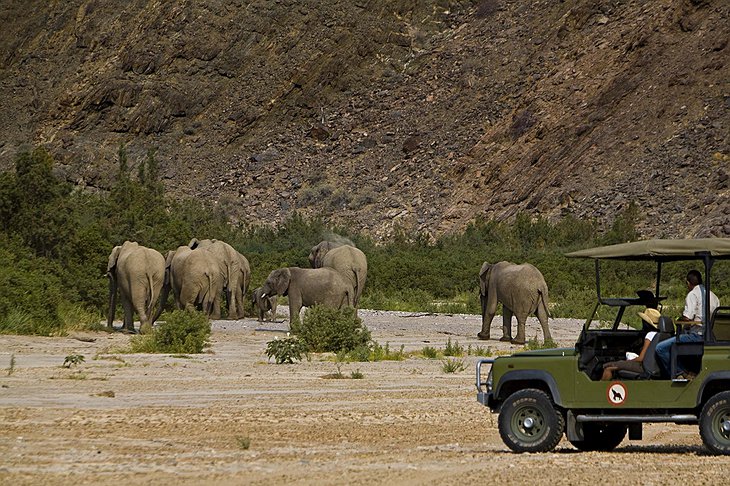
[1,310,729,485]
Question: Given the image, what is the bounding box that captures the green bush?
[266,336,308,364]
[129,310,211,354]
[292,306,371,353]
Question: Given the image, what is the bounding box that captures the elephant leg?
[512,314,527,345]
[122,298,135,333]
[288,295,302,327]
[537,305,552,343]
[501,308,514,342]
[210,294,221,320]
[478,311,496,340]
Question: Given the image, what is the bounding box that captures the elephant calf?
[252,286,278,322]
[260,267,353,326]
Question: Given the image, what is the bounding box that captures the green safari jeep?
[476,238,730,454]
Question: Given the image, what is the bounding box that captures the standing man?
[656,269,720,380]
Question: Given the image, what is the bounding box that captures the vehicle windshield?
[584,298,661,332]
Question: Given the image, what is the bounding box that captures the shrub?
[421,346,439,359]
[266,335,308,364]
[292,306,371,353]
[441,358,466,373]
[129,310,210,354]
[369,342,405,361]
[444,337,464,357]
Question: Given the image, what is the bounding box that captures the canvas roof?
[565,238,730,261]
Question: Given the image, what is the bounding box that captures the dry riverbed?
[1,311,728,485]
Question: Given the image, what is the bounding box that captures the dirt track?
[1,311,729,485]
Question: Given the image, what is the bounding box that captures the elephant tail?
[353,268,365,307]
[146,272,157,321]
[202,272,214,314]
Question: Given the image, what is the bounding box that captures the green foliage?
[421,346,439,359]
[467,344,493,357]
[350,368,364,379]
[292,306,371,353]
[129,310,211,354]
[524,336,559,350]
[369,342,405,361]
[265,335,308,364]
[444,338,464,357]
[441,358,466,373]
[1,143,720,338]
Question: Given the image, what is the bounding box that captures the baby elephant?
[251,286,278,322]
[260,267,353,326]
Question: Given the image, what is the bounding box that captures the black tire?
[700,391,730,455]
[568,422,627,452]
[498,389,565,453]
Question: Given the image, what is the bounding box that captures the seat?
[670,318,704,379]
[616,316,674,380]
[711,307,730,342]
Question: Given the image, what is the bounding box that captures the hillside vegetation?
[2,147,723,335]
[0,0,727,240]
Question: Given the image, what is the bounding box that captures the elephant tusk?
[261,293,266,298]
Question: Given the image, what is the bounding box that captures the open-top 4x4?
[476,238,730,454]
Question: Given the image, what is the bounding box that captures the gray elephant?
[107,241,165,333]
[178,247,225,316]
[252,286,278,322]
[478,261,552,345]
[260,267,353,326]
[189,238,251,319]
[308,241,367,307]
[155,245,193,319]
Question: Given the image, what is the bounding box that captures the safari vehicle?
[475,239,730,454]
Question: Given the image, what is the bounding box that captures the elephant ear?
[107,246,122,275]
[188,238,200,249]
[479,262,492,296]
[274,268,291,296]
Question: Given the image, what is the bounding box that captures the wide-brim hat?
[638,308,662,328]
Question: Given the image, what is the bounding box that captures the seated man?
[655,269,720,380]
[601,308,660,381]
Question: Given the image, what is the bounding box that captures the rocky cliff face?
[1,0,728,240]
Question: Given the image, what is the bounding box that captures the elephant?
[155,245,193,319]
[189,238,251,319]
[478,261,552,345]
[260,267,353,326]
[308,241,367,307]
[107,241,165,333]
[178,247,225,316]
[251,286,278,322]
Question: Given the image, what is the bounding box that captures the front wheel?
[498,389,565,453]
[568,422,627,451]
[700,391,730,455]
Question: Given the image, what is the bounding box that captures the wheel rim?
[712,408,730,446]
[511,404,546,442]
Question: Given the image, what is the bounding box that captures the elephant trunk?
[107,273,117,329]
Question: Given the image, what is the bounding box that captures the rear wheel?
[700,391,730,455]
[498,389,564,453]
[569,422,627,451]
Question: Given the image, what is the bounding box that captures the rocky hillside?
[1,0,728,240]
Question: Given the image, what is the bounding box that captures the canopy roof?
[565,238,730,261]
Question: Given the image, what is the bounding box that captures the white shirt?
[683,285,720,322]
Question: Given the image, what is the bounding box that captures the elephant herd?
[108,238,551,344]
[106,239,368,333]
